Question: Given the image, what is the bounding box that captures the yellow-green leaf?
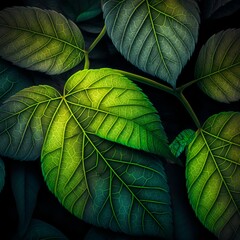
[186,112,240,240]
[0,6,85,75]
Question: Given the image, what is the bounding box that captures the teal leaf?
[170,129,195,158]
[0,6,85,75]
[202,0,240,19]
[102,0,200,87]
[23,219,68,239]
[41,124,173,237]
[186,112,240,239]
[10,162,41,239]
[0,58,33,103]
[0,85,62,160]
[195,29,240,103]
[0,157,5,193]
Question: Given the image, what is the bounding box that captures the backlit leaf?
[41,124,172,237]
[0,157,5,193]
[0,68,173,161]
[0,58,33,103]
[102,0,200,87]
[202,0,240,19]
[10,162,41,238]
[186,112,240,239]
[0,6,85,75]
[195,29,240,103]
[23,219,68,239]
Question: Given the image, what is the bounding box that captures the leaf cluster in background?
[0,0,239,239]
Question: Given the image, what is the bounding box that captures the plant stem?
[87,25,107,53]
[115,70,174,95]
[116,69,201,128]
[175,91,201,128]
[177,78,201,92]
[84,51,90,69]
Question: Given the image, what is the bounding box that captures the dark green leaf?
[11,162,41,238]
[23,219,68,239]
[202,0,240,19]
[195,29,240,103]
[170,129,195,158]
[0,6,85,75]
[0,157,5,193]
[0,58,33,103]
[186,112,240,240]
[102,0,200,87]
[42,129,172,237]
[0,68,173,161]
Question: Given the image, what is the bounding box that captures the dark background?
[0,0,239,239]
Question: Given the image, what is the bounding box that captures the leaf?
[202,0,240,19]
[10,162,42,239]
[169,129,195,158]
[195,29,240,103]
[186,112,240,240]
[0,58,33,103]
[0,6,85,75]
[23,0,102,22]
[23,219,68,239]
[0,68,173,161]
[0,85,62,160]
[0,157,5,193]
[41,124,172,237]
[102,0,200,87]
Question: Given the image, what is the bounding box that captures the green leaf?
[23,219,68,239]
[170,129,195,158]
[202,0,240,19]
[186,112,240,240]
[41,125,172,237]
[195,29,240,103]
[0,58,33,103]
[0,157,5,193]
[10,162,41,238]
[0,68,173,161]
[102,0,200,87]
[0,6,85,75]
[0,85,62,160]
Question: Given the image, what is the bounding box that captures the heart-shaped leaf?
[195,29,240,103]
[186,112,240,240]
[0,157,5,193]
[0,58,33,103]
[0,6,85,75]
[10,162,41,238]
[102,0,200,87]
[41,126,172,237]
[0,68,173,161]
[23,219,68,239]
[202,0,240,19]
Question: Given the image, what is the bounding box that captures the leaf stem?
[116,69,201,128]
[177,78,201,92]
[84,51,90,69]
[87,25,107,53]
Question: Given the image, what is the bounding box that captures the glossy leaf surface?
[186,112,240,239]
[102,0,199,87]
[42,126,172,237]
[0,7,85,75]
[0,58,33,103]
[195,29,240,103]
